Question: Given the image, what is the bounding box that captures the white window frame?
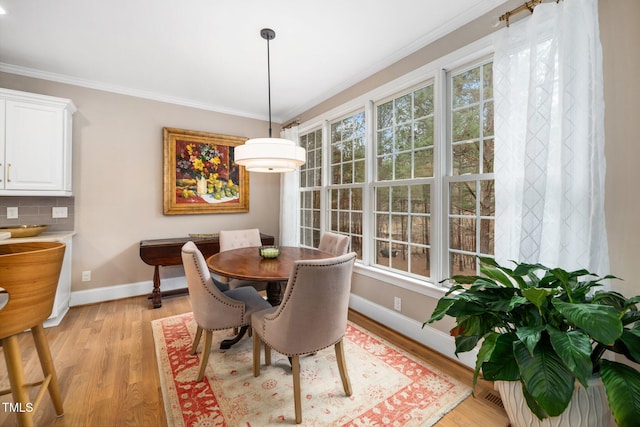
[443,56,496,281]
[297,34,495,298]
[299,127,324,248]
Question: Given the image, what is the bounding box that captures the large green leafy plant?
[425,257,640,427]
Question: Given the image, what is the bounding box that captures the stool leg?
[32,324,64,416]
[3,335,35,427]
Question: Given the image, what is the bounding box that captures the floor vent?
[482,390,505,408]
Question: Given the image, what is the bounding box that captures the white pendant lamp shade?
[234,28,305,173]
[235,137,305,172]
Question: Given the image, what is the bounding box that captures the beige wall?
[297,0,640,332]
[600,0,640,298]
[0,72,282,292]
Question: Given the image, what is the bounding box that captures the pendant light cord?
[266,35,272,138]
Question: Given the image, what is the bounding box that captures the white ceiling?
[0,0,508,123]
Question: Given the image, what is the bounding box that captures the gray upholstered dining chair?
[318,231,350,255]
[181,241,271,381]
[251,252,357,424]
[218,228,267,291]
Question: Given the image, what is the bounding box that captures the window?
[297,51,494,287]
[374,84,434,279]
[447,61,495,277]
[328,112,365,258]
[299,129,323,248]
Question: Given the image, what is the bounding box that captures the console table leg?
[152,265,162,308]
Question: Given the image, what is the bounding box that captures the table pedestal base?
[220,326,249,350]
[266,281,284,306]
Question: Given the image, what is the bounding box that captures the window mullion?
[321,120,330,234]
[363,100,375,264]
[433,68,448,284]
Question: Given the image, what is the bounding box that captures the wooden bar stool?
[0,241,66,427]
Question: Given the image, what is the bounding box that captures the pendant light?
[234,28,306,173]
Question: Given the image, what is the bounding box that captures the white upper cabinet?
[0,89,76,196]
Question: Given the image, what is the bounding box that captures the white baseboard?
[349,293,477,370]
[44,305,69,328]
[69,276,187,307]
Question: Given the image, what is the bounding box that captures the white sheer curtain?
[279,125,301,246]
[493,0,609,276]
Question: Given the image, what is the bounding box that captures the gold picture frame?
[163,127,249,215]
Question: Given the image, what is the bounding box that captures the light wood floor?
[0,294,510,426]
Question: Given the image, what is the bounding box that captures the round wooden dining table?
[206,246,334,306]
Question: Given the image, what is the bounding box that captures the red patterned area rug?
[152,312,471,426]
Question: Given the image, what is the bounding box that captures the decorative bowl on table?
[0,225,49,238]
[259,246,280,259]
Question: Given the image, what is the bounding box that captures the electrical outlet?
[394,296,402,312]
[7,207,18,219]
[82,270,91,282]
[52,207,68,218]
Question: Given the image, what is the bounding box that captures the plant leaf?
[516,326,544,355]
[553,300,622,345]
[512,262,547,277]
[424,297,456,324]
[547,326,592,388]
[600,360,640,427]
[521,287,551,310]
[446,299,489,317]
[549,268,571,286]
[468,278,503,290]
[454,335,480,354]
[473,332,498,392]
[625,295,640,309]
[620,328,640,363]
[520,381,549,420]
[478,256,500,268]
[622,310,640,325]
[514,339,575,417]
[450,275,481,284]
[592,290,628,309]
[453,313,496,337]
[481,333,520,381]
[479,263,514,288]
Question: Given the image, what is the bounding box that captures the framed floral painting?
[163,127,249,215]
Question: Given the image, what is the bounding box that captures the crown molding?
[0,62,273,122]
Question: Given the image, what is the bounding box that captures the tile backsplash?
[0,196,75,232]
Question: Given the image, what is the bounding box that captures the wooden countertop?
[0,231,75,244]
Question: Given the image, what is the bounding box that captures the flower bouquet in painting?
[175,140,240,204]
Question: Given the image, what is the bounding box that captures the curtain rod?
[282,119,300,130]
[499,0,561,27]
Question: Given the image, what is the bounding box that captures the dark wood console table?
[139,233,274,308]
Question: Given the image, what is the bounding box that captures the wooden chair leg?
[32,324,64,416]
[264,342,271,366]
[291,355,302,424]
[253,332,261,377]
[3,335,35,427]
[335,340,352,396]
[190,326,203,355]
[196,330,213,381]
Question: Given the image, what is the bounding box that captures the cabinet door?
[0,100,5,188]
[4,100,65,191]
